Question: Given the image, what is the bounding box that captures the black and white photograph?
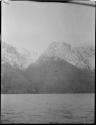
[1,0,95,124]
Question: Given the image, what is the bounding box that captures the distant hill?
[1,62,34,93]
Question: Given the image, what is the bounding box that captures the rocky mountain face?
[1,42,95,93]
[1,42,38,69]
[39,42,95,70]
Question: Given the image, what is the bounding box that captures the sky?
[2,1,95,55]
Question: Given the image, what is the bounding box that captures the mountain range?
[1,41,95,93]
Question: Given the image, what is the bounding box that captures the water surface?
[1,94,94,123]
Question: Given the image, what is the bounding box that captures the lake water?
[1,94,94,124]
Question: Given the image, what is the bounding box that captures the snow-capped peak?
[40,41,95,70]
[1,42,38,69]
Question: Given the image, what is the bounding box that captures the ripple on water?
[1,94,94,123]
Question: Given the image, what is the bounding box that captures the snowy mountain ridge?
[1,42,38,69]
[2,41,95,70]
[39,41,95,70]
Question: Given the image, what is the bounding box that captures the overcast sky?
[2,1,95,54]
